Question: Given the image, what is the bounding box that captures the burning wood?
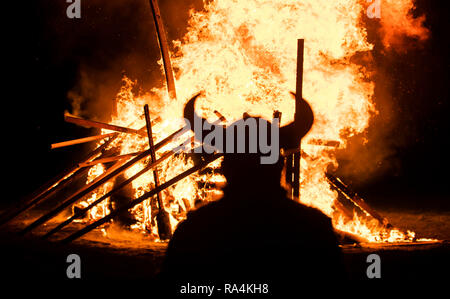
[42,150,175,239]
[3,3,445,288]
[64,114,161,136]
[284,39,305,201]
[291,39,304,201]
[61,153,223,244]
[12,74,416,246]
[326,173,391,227]
[50,133,116,149]
[20,151,152,235]
[12,101,228,240]
[308,139,341,147]
[78,151,146,168]
[149,0,177,99]
[213,110,227,123]
[0,135,118,226]
[273,111,282,122]
[144,104,172,240]
[7,0,429,246]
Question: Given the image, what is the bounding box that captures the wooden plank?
[51,133,116,149]
[213,110,227,123]
[0,135,118,226]
[287,156,294,199]
[295,39,305,114]
[42,126,207,239]
[144,104,172,240]
[78,151,145,168]
[144,105,163,208]
[292,39,304,201]
[65,114,146,136]
[20,150,152,235]
[326,173,391,227]
[308,139,340,147]
[61,153,223,244]
[42,150,175,239]
[149,0,177,99]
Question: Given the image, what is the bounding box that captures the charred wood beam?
[213,110,227,123]
[3,114,172,226]
[42,150,175,239]
[273,111,282,122]
[145,105,163,205]
[292,151,300,200]
[64,114,147,136]
[149,0,177,99]
[0,135,118,226]
[285,155,294,199]
[61,153,224,244]
[20,150,152,235]
[307,139,340,147]
[64,114,161,136]
[65,113,160,135]
[0,167,88,226]
[51,133,116,149]
[78,151,146,168]
[332,199,355,222]
[43,124,211,239]
[325,173,391,227]
[7,122,186,228]
[144,104,172,240]
[292,39,304,201]
[56,121,188,167]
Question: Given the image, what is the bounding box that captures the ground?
[0,206,448,284]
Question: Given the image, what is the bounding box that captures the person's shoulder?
[175,200,221,230]
[187,200,222,219]
[283,198,333,225]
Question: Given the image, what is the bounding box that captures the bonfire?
[0,0,437,246]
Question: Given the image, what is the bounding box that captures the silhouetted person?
[159,93,345,283]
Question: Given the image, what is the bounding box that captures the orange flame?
[379,0,429,50]
[80,0,431,243]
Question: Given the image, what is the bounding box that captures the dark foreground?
[0,208,449,294]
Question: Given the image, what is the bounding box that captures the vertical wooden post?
[273,111,282,123]
[149,0,177,100]
[292,39,304,201]
[144,104,172,240]
[285,155,294,199]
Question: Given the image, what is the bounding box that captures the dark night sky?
[2,1,449,210]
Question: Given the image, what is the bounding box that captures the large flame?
[80,0,430,243]
[379,0,429,49]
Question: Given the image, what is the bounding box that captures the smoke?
[334,76,401,185]
[39,0,204,121]
[378,0,429,51]
[334,0,431,186]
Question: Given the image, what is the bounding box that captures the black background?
[2,0,449,211]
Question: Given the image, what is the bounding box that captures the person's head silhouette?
[183,92,314,196]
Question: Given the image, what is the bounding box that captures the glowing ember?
[80,0,430,243]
